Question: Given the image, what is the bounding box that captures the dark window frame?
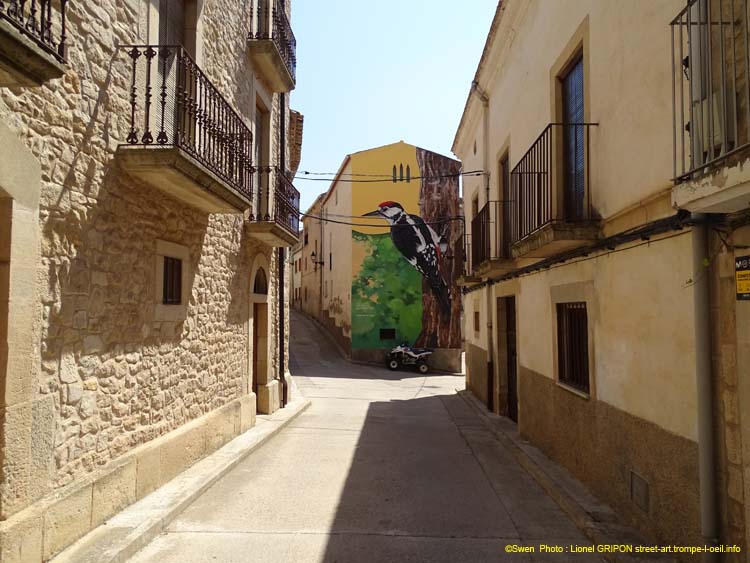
[162,256,182,305]
[556,301,590,393]
[560,54,585,221]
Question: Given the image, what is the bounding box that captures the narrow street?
[127,311,603,563]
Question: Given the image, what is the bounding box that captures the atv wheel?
[417,362,429,374]
[387,358,400,371]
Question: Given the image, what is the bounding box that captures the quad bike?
[386,343,433,374]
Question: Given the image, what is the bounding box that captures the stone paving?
[127,311,604,563]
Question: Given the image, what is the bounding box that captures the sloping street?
[126,311,603,563]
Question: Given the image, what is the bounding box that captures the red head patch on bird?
[377,201,400,209]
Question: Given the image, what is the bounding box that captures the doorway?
[505,297,518,422]
[251,267,269,404]
[495,296,518,422]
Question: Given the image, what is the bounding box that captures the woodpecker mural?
[342,141,460,361]
[362,201,451,319]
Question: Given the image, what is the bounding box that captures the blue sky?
[290,0,498,211]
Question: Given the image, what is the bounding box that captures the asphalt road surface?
[128,311,603,563]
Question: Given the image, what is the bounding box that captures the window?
[380,328,396,340]
[304,231,309,246]
[162,257,182,305]
[406,165,411,183]
[471,196,479,220]
[561,56,585,221]
[500,153,511,258]
[474,311,480,333]
[399,163,404,181]
[556,302,589,393]
[253,267,268,294]
[155,240,189,322]
[329,252,332,271]
[392,165,397,183]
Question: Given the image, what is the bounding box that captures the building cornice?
[452,0,530,155]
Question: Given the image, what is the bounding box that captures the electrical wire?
[292,171,484,183]
[462,212,696,294]
[296,169,483,178]
[299,212,465,229]
[515,230,690,279]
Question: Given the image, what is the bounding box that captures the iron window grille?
[162,256,182,305]
[671,0,750,182]
[556,302,589,393]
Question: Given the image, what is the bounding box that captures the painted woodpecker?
[363,201,451,318]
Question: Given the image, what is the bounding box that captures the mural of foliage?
[351,231,423,349]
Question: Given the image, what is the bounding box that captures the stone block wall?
[0,0,293,548]
[709,226,748,558]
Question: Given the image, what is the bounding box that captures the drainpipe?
[278,92,288,407]
[471,80,494,409]
[692,213,718,559]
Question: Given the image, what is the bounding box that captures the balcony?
[466,201,514,278]
[247,0,296,92]
[508,123,599,258]
[670,0,750,213]
[116,45,254,214]
[246,166,300,246]
[0,0,67,86]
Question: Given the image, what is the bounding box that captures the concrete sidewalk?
[120,311,613,563]
[51,390,311,563]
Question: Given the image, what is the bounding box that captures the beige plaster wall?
[456,0,683,222]
[321,162,352,339]
[300,197,323,319]
[515,233,698,441]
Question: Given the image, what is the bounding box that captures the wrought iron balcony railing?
[250,0,296,84]
[671,0,750,182]
[469,200,512,273]
[251,166,300,237]
[0,0,68,61]
[123,45,254,201]
[509,123,596,244]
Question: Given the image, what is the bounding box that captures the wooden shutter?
[159,0,186,46]
[562,57,585,221]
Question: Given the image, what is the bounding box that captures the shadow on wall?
[36,40,256,491]
[318,393,515,562]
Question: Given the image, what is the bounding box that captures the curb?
[52,394,311,563]
[456,390,675,563]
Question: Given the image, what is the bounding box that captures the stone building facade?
[456,0,749,557]
[0,1,301,561]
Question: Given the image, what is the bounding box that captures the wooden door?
[505,297,518,422]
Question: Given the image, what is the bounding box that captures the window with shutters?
[162,257,182,305]
[556,302,589,393]
[155,240,190,321]
[561,56,585,222]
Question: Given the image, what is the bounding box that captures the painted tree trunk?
[415,148,462,349]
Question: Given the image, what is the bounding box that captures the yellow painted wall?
[349,142,421,236]
[321,160,353,336]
